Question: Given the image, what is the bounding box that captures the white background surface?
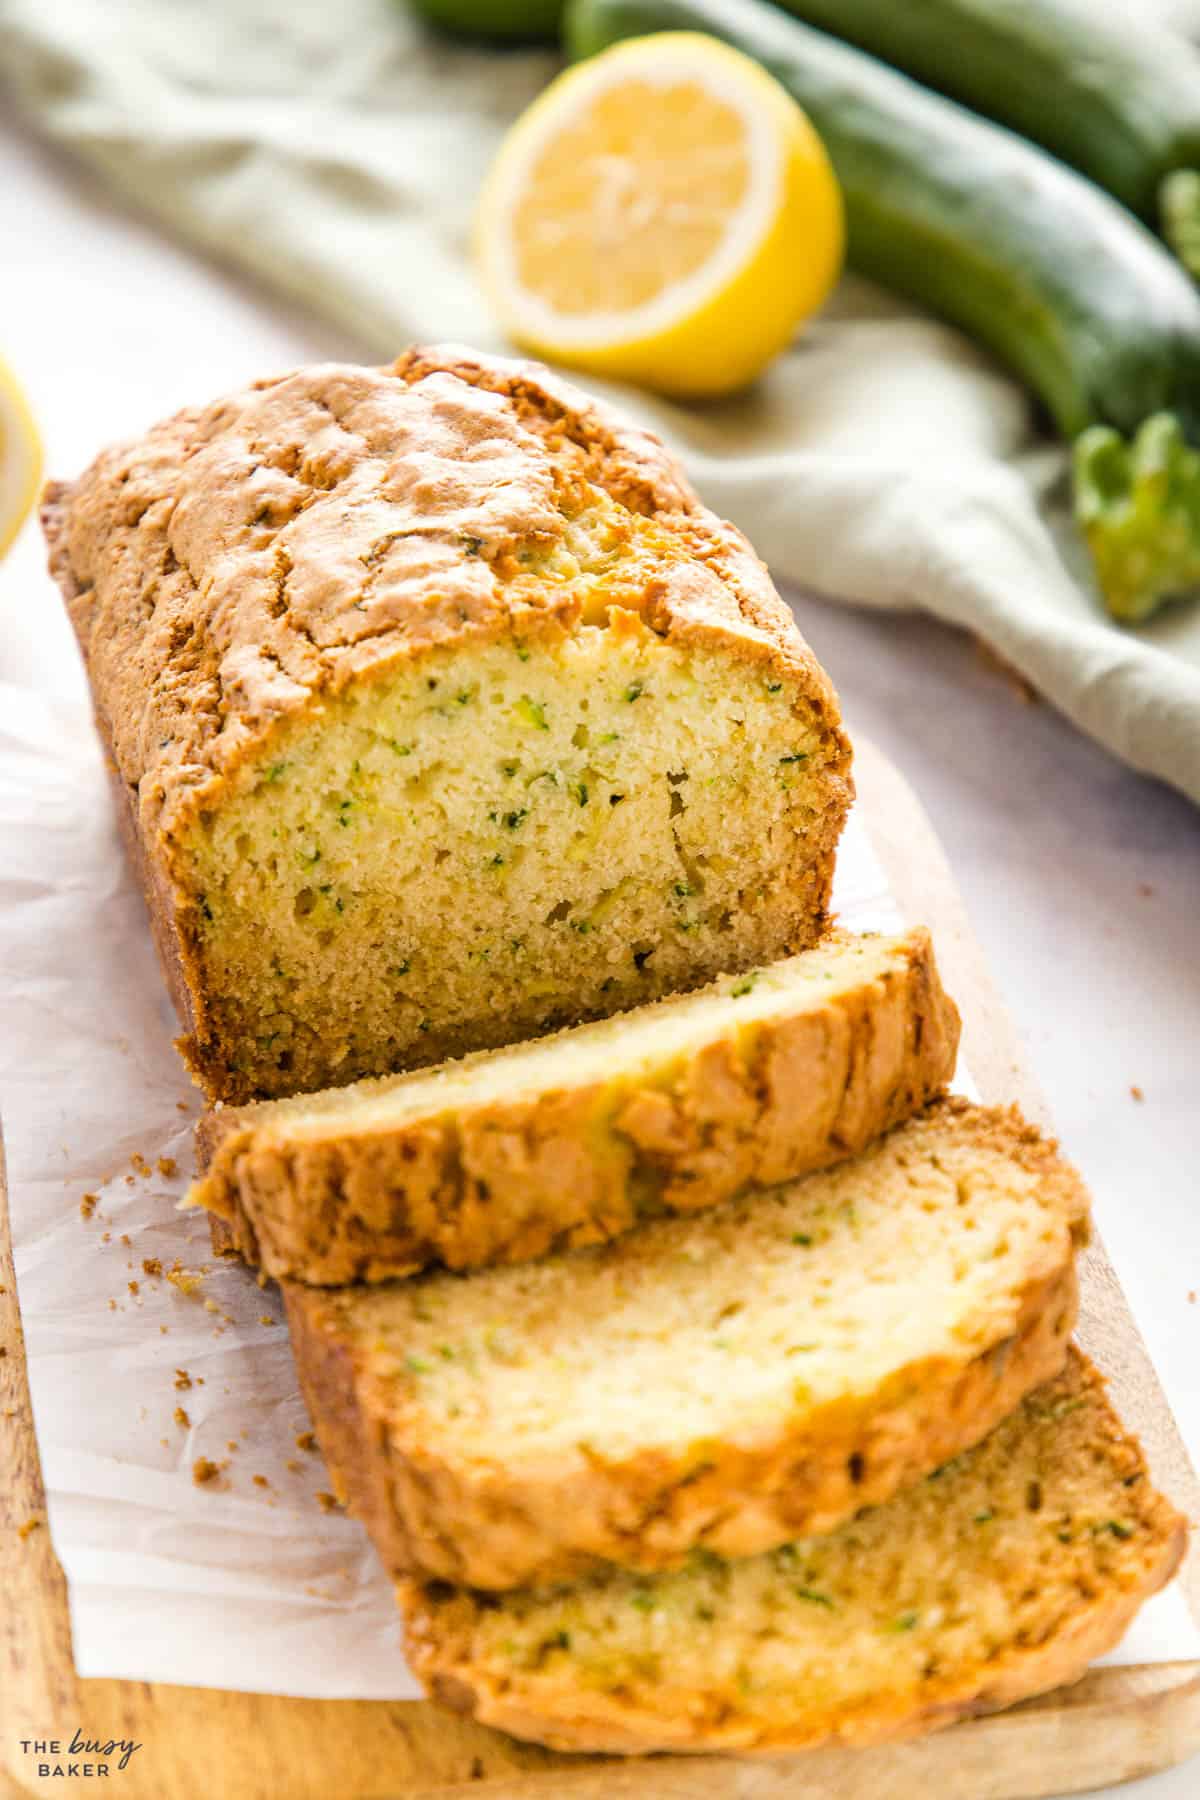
[1,109,1198,1796]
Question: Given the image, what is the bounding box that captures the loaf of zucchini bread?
[285,1098,1089,1590]
[402,1350,1185,1754]
[194,927,959,1284]
[43,346,851,1103]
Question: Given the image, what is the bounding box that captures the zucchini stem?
[1073,412,1200,622]
[1161,170,1200,280]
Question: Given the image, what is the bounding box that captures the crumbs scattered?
[227,1440,239,1452]
[17,1516,43,1541]
[142,1258,163,1278]
[316,1492,339,1512]
[259,1315,277,1327]
[192,1458,226,1487]
[124,1175,136,1187]
[252,1474,270,1489]
[174,1369,192,1391]
[295,1431,317,1453]
[101,1232,112,1245]
[166,1260,204,1297]
[108,1299,117,1312]
[131,1153,152,1179]
[120,1235,131,1248]
[1188,1291,1196,1305]
[159,1325,169,1335]
[176,1101,191,1114]
[174,1406,191,1428]
[158,1157,178,1179]
[127,1280,140,1297]
[79,1193,98,1220]
[1130,1085,1145,1103]
[285,1459,302,1474]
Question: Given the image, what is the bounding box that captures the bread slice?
[193,927,959,1284]
[284,1098,1089,1590]
[42,345,850,1103]
[401,1350,1186,1755]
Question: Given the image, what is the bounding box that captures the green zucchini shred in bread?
[284,1098,1089,1591]
[42,345,850,1103]
[194,926,960,1284]
[401,1350,1186,1754]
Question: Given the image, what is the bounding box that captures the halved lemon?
[0,355,43,558]
[477,32,844,397]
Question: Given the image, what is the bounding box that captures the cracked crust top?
[42,344,848,849]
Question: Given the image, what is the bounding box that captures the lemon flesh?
[0,356,43,559]
[477,33,844,397]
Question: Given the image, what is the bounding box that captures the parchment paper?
[2,678,1196,1696]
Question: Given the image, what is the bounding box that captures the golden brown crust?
[283,1098,1090,1591]
[289,1264,1078,1592]
[42,347,852,1102]
[398,1352,1188,1755]
[193,927,961,1284]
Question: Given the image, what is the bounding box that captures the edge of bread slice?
[284,1097,1088,1590]
[194,927,959,1284]
[400,1349,1187,1755]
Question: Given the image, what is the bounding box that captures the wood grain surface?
[2,738,1198,1800]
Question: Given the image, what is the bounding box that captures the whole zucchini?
[565,0,1200,620]
[771,0,1200,280]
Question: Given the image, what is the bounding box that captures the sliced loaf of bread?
[195,927,958,1284]
[402,1350,1186,1754]
[285,1098,1088,1590]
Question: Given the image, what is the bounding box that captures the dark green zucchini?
[770,0,1200,280]
[407,0,562,43]
[565,0,1200,620]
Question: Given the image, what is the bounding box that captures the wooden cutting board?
[2,739,1198,1800]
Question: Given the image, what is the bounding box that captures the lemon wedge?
[0,355,43,558]
[477,31,844,397]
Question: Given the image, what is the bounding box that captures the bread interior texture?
[403,1355,1181,1753]
[180,625,836,1098]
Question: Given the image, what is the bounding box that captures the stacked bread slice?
[402,1351,1181,1753]
[191,927,1185,1755]
[193,927,957,1283]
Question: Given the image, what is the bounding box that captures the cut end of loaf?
[400,1350,1187,1755]
[177,624,847,1101]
